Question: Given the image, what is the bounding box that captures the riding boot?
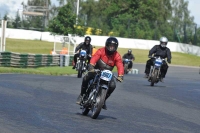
[102,94,109,110]
[72,61,77,69]
[76,86,87,105]
[76,94,83,105]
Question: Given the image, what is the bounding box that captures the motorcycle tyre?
[91,89,107,119]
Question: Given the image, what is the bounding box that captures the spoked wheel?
[77,61,83,78]
[91,89,107,119]
[82,106,90,115]
[151,69,158,86]
[150,80,154,86]
[124,64,128,74]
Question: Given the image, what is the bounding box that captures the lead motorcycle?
[80,69,121,119]
[148,56,165,86]
[76,50,88,78]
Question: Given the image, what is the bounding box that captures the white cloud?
[0,0,26,18]
[0,0,58,19]
[188,0,200,25]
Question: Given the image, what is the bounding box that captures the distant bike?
[80,69,121,119]
[148,56,165,86]
[76,50,88,78]
[123,59,132,74]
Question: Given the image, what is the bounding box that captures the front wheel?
[151,69,158,86]
[124,64,128,74]
[82,107,90,115]
[77,60,83,78]
[91,88,107,119]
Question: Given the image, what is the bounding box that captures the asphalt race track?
[0,64,199,133]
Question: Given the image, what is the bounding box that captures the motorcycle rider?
[144,36,172,82]
[72,36,92,69]
[76,37,124,110]
[122,49,135,69]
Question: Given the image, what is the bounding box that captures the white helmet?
[160,37,168,48]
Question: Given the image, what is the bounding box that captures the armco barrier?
[0,52,60,68]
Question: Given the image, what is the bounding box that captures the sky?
[0,0,200,25]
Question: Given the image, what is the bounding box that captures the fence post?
[60,54,63,67]
[0,20,7,52]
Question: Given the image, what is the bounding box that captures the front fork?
[149,67,161,81]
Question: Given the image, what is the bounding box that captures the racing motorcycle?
[76,50,88,78]
[148,56,165,86]
[80,69,121,119]
[123,59,132,74]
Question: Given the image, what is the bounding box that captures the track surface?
[0,64,199,133]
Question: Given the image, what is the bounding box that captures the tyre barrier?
[0,52,74,68]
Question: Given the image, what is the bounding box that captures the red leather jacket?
[90,47,124,76]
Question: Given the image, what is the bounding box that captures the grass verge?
[1,38,199,75]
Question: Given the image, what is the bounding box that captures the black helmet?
[128,49,132,54]
[160,36,168,48]
[84,36,91,45]
[105,37,118,55]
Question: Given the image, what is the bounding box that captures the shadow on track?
[75,112,117,120]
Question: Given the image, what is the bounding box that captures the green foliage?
[77,0,199,44]
[9,0,200,45]
[48,3,77,35]
[12,12,21,28]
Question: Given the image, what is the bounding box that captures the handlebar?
[148,56,165,61]
[123,59,132,61]
[73,52,91,57]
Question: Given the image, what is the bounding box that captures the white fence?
[1,28,200,56]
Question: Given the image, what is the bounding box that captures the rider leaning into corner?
[122,49,135,69]
[76,37,124,110]
[72,36,93,69]
[144,36,172,82]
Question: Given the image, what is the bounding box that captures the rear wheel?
[151,69,158,86]
[91,88,107,119]
[77,60,83,78]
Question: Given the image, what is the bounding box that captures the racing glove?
[117,75,123,82]
[88,64,95,72]
[167,59,171,64]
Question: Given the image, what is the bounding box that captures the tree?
[13,12,22,28]
[171,0,194,43]
[3,13,14,28]
[48,3,77,35]
[22,0,51,30]
[49,0,196,43]
[79,0,173,38]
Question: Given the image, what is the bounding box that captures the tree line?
[2,0,200,46]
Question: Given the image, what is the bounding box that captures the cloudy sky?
[0,0,200,25]
[0,0,58,18]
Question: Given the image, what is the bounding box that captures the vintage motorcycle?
[123,59,132,74]
[80,69,121,119]
[148,56,165,86]
[76,50,88,78]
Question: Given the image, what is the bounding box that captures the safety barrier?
[0,52,61,68]
[0,52,74,68]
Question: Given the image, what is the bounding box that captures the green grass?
[96,46,200,67]
[0,66,77,75]
[1,38,200,75]
[6,38,54,54]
